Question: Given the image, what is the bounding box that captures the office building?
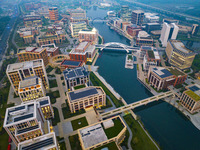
[60,60,84,71]
[191,24,199,35]
[41,43,59,57]
[3,101,54,146]
[144,13,159,23]
[148,67,187,91]
[143,50,160,71]
[49,7,59,21]
[70,22,87,37]
[63,66,89,91]
[163,18,179,25]
[69,8,88,24]
[18,132,58,150]
[78,116,126,150]
[69,42,96,63]
[126,24,141,37]
[23,15,42,28]
[66,86,106,113]
[78,28,98,44]
[6,59,49,95]
[119,5,132,22]
[131,10,144,26]
[136,31,153,46]
[37,30,65,46]
[145,23,161,33]
[160,22,179,47]
[166,40,196,70]
[180,84,200,114]
[18,76,46,102]
[17,47,49,66]
[109,17,123,29]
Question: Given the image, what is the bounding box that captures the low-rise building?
[18,132,58,150]
[37,30,65,46]
[66,86,106,112]
[23,15,42,27]
[70,22,87,37]
[78,116,126,150]
[140,46,156,58]
[6,59,49,94]
[60,59,84,71]
[17,47,49,66]
[143,50,160,71]
[69,42,96,63]
[78,28,98,44]
[136,31,153,46]
[63,66,89,91]
[18,76,46,102]
[166,40,196,70]
[126,24,141,37]
[145,23,161,33]
[41,43,59,57]
[144,13,159,23]
[180,84,200,114]
[3,101,54,146]
[148,66,187,91]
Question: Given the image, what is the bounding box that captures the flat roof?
[185,90,200,102]
[4,103,36,126]
[19,76,40,89]
[63,66,88,79]
[79,124,107,149]
[152,67,173,78]
[62,60,81,67]
[167,67,185,77]
[7,59,43,73]
[76,42,88,51]
[147,50,155,59]
[171,40,192,54]
[68,87,98,101]
[18,132,57,150]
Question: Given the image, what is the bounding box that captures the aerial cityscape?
[0,0,200,150]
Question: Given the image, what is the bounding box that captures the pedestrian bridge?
[96,42,139,53]
[100,91,175,119]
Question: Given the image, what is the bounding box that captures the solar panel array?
[69,88,98,101]
[21,137,54,150]
[62,60,81,66]
[189,86,200,92]
[14,113,34,122]
[9,106,25,113]
[39,100,49,106]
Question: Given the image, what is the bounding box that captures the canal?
[87,6,200,150]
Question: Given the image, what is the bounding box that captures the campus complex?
[1,0,200,150]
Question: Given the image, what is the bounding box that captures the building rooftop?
[63,66,88,79]
[79,124,107,149]
[185,90,200,102]
[167,67,185,77]
[152,67,173,78]
[19,76,40,89]
[138,31,151,38]
[132,10,144,14]
[18,132,57,150]
[7,59,44,73]
[68,87,99,101]
[171,40,193,54]
[4,103,36,126]
[61,60,82,67]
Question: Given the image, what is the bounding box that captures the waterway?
[87,6,200,150]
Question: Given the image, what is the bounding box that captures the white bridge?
[96,42,139,53]
[99,91,175,119]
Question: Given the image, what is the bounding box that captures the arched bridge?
[89,17,108,23]
[96,42,139,53]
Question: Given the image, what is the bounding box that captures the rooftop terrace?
[185,90,200,102]
[19,76,40,89]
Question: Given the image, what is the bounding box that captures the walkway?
[100,91,174,119]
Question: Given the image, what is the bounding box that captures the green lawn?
[46,66,54,73]
[101,97,113,109]
[49,79,58,88]
[104,118,124,139]
[123,114,158,150]
[46,90,60,104]
[120,130,130,149]
[94,142,119,150]
[48,74,56,78]
[52,107,60,126]
[69,134,82,150]
[90,72,124,108]
[71,117,88,131]
[74,84,86,90]
[59,141,66,150]
[55,67,62,74]
[62,101,85,119]
[0,130,9,150]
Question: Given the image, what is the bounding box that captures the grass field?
[71,117,88,131]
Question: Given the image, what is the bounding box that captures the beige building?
[78,116,127,150]
[18,76,46,102]
[78,28,98,44]
[6,59,49,95]
[166,40,196,70]
[180,84,200,114]
[3,101,54,146]
[66,86,106,113]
